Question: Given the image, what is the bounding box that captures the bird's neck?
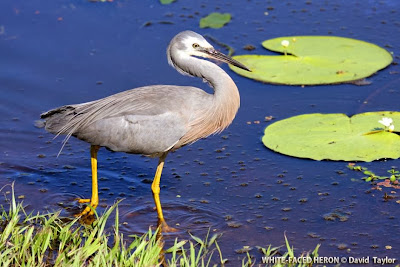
[173,56,241,148]
[187,57,240,135]
[201,60,241,126]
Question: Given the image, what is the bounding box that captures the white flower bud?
[281,40,290,48]
[378,117,393,127]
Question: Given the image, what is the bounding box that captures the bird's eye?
[192,43,200,49]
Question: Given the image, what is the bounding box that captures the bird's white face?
[181,35,214,58]
[167,31,250,73]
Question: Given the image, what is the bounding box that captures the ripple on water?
[119,200,227,235]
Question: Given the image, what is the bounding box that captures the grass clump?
[0,185,162,266]
[0,184,225,266]
[0,183,321,266]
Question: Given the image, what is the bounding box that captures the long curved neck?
[176,56,240,146]
[181,55,240,109]
[197,59,241,126]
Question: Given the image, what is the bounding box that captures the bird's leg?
[152,153,177,232]
[152,153,167,221]
[75,145,100,216]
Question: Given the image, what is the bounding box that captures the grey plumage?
[42,85,208,155]
[40,30,250,225]
[40,31,250,157]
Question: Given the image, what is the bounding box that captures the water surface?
[1,0,399,265]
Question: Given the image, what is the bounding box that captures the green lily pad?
[199,13,231,29]
[230,36,392,85]
[262,111,400,162]
[160,0,175,4]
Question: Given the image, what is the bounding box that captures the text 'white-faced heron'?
[40,30,250,230]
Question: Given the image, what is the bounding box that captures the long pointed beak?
[203,49,251,72]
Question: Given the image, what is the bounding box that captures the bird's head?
[167,31,250,75]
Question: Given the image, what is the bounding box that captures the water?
[1,0,399,265]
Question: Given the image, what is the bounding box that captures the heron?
[40,30,250,230]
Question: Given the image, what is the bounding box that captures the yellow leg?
[151,153,167,222]
[151,153,178,232]
[75,145,100,216]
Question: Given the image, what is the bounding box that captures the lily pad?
[199,13,231,29]
[160,0,175,4]
[230,36,392,85]
[262,111,400,162]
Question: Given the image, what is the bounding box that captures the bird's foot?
[74,198,98,217]
[158,219,179,233]
[79,213,96,225]
[75,205,94,217]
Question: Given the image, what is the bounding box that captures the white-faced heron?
[40,30,250,230]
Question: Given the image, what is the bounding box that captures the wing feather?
[40,85,210,154]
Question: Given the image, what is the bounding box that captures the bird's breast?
[173,94,240,149]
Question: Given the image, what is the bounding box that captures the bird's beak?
[203,48,251,72]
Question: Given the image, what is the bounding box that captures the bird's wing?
[41,85,209,153]
[74,111,187,155]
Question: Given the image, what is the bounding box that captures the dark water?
[1,0,399,265]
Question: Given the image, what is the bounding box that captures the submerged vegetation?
[348,164,400,189]
[0,184,321,266]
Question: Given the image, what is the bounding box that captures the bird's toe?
[75,198,91,203]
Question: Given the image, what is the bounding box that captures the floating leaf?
[160,0,176,4]
[200,13,231,29]
[230,36,392,85]
[262,111,400,162]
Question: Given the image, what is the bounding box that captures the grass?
[0,183,322,267]
[254,236,320,267]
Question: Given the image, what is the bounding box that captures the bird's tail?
[39,105,79,156]
[34,119,46,128]
[40,106,77,135]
